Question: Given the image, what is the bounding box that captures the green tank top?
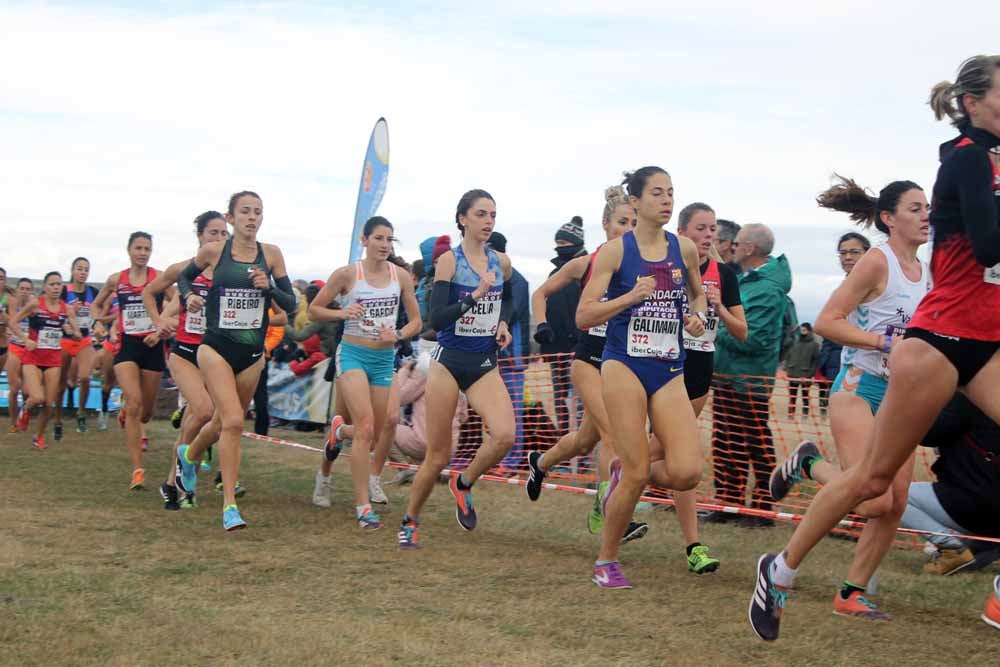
[206,239,271,347]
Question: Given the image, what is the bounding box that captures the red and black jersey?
[175,273,212,345]
[116,268,162,338]
[910,125,1000,340]
[24,299,68,367]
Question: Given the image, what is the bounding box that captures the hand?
[684,314,705,338]
[496,321,512,351]
[705,284,722,308]
[186,294,205,313]
[157,316,178,338]
[341,302,364,320]
[25,340,37,352]
[471,272,495,301]
[70,300,82,315]
[629,276,656,305]
[143,332,161,347]
[533,322,555,345]
[378,325,398,343]
[249,267,270,290]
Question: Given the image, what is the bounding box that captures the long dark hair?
[816,175,922,235]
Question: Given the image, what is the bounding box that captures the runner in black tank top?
[524,186,648,544]
[173,191,297,532]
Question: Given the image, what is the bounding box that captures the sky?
[2,1,997,322]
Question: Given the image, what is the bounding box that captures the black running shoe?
[525,450,546,501]
[769,440,820,502]
[160,483,181,511]
[53,422,63,441]
[621,521,649,545]
[749,553,788,641]
[76,415,87,433]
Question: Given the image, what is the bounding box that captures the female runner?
[54,257,100,437]
[4,276,34,432]
[0,268,10,384]
[93,297,119,431]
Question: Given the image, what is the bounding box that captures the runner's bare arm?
[531,254,587,326]
[814,248,890,351]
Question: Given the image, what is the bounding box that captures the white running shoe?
[312,472,331,508]
[97,411,109,431]
[369,473,389,505]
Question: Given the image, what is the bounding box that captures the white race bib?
[185,309,206,335]
[683,313,719,352]
[627,315,680,359]
[122,303,154,335]
[984,263,1000,285]
[456,290,501,337]
[75,306,92,332]
[219,288,264,330]
[39,327,62,350]
[358,296,399,337]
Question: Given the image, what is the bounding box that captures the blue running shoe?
[199,459,211,473]
[749,553,789,641]
[176,444,198,495]
[223,504,247,531]
[398,519,421,549]
[358,509,383,531]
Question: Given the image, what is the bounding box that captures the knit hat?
[431,235,452,263]
[555,216,584,245]
[487,232,508,253]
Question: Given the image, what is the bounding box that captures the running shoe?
[324,415,345,462]
[16,406,29,432]
[53,422,63,442]
[688,545,721,574]
[130,468,145,491]
[32,435,47,450]
[76,415,87,434]
[448,474,477,531]
[141,437,149,452]
[398,519,421,550]
[8,425,17,434]
[602,459,622,519]
[175,444,198,495]
[159,483,180,511]
[214,472,246,498]
[592,561,632,589]
[982,576,1000,630]
[587,482,608,535]
[97,411,108,431]
[621,521,648,545]
[749,553,788,641]
[222,505,246,531]
[832,590,892,621]
[769,440,820,502]
[369,473,389,505]
[312,472,331,508]
[170,407,183,429]
[180,492,197,509]
[199,459,212,473]
[922,547,975,576]
[525,450,547,501]
[358,509,384,531]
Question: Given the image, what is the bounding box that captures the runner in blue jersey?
[398,189,515,549]
[577,166,708,589]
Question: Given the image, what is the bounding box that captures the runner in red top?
[10,271,81,449]
[54,257,101,438]
[748,54,1000,642]
[92,232,174,491]
[143,211,228,510]
[4,277,35,434]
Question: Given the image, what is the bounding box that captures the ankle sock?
[686,542,702,556]
[802,454,822,480]
[840,580,866,600]
[595,559,617,567]
[356,504,372,518]
[771,552,798,588]
[456,473,473,491]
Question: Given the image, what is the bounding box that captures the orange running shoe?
[324,415,345,462]
[983,576,1000,630]
[17,406,30,431]
[832,590,891,621]
[32,436,47,450]
[130,468,145,491]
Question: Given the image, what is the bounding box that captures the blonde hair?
[602,185,631,222]
[930,55,1000,127]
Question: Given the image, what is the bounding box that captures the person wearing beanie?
[431,235,452,264]
[535,216,587,434]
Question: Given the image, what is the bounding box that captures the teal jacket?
[715,255,792,395]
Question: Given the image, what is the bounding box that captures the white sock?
[771,552,797,588]
[356,503,371,518]
[317,472,329,481]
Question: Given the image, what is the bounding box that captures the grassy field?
[1,420,997,666]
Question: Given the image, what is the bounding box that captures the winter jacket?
[540,251,586,354]
[288,320,341,358]
[818,338,842,380]
[715,254,793,395]
[500,267,531,360]
[785,332,821,378]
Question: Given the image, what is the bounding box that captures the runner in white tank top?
[765,176,930,623]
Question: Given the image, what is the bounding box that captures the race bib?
[39,327,62,350]
[456,289,501,337]
[358,296,399,337]
[185,309,206,335]
[122,303,154,335]
[984,263,1000,285]
[75,305,92,332]
[683,313,719,352]
[627,314,680,359]
[219,288,264,330]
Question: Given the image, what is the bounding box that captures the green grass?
[1,420,997,666]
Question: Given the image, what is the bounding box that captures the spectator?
[534,215,585,434]
[289,333,327,376]
[415,235,451,339]
[710,222,792,526]
[488,231,529,470]
[817,232,871,415]
[254,305,288,435]
[289,285,341,358]
[716,219,742,273]
[785,322,821,418]
[903,394,1000,575]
